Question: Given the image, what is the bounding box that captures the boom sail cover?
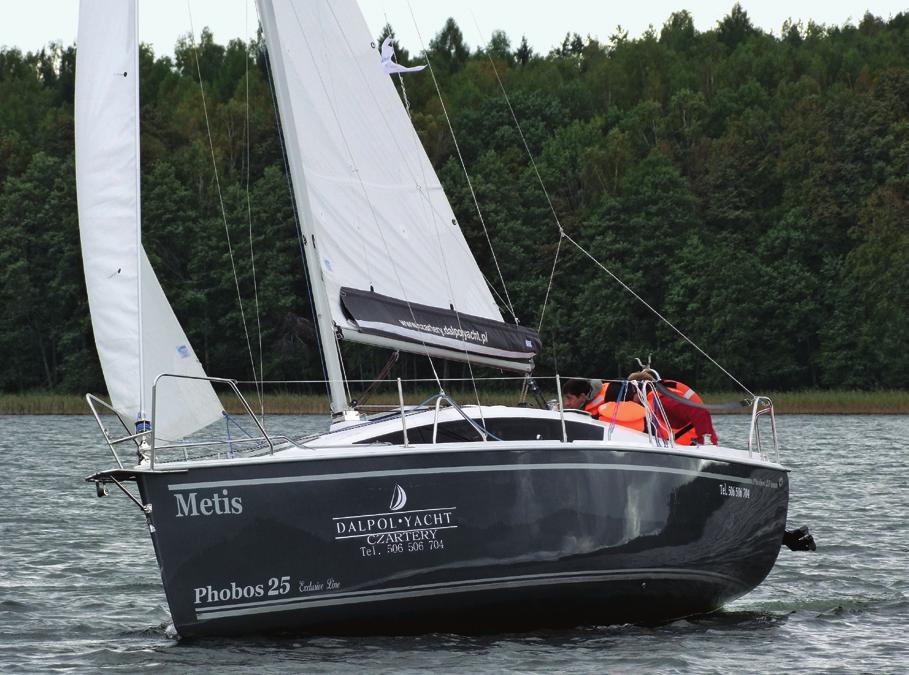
[75,0,223,440]
[257,0,541,370]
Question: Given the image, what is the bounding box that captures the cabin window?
[357,418,605,445]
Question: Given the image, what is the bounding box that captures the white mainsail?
[75,0,223,440]
[257,0,539,387]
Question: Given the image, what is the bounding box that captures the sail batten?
[76,0,223,439]
[257,0,540,371]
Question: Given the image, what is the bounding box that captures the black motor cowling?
[782,525,817,551]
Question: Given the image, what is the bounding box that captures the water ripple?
[1,414,906,673]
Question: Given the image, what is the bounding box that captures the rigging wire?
[303,3,445,392]
[382,8,540,420]
[186,1,261,400]
[561,230,755,397]
[398,29,486,418]
[407,2,519,326]
[299,1,460,392]
[399,2,520,424]
[287,5,376,290]
[244,2,266,424]
[235,375,557,385]
[253,1,332,403]
[363,14,510,343]
[469,14,566,239]
[481,269,514,315]
[360,13,494,422]
[336,342,354,404]
[470,13,755,398]
[133,2,145,416]
[467,11,567,343]
[383,16,417,120]
[537,235,563,333]
[378,14,482,411]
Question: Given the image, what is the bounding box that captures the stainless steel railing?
[85,393,139,469]
[87,374,283,470]
[88,374,780,467]
[547,376,675,448]
[634,379,676,448]
[747,396,779,461]
[149,373,275,469]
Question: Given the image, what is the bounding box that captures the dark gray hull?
[133,445,788,637]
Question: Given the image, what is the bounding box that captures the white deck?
[148,405,785,473]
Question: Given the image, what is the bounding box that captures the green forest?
[0,4,906,400]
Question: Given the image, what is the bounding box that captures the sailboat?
[78,0,791,637]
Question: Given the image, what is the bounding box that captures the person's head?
[626,370,656,403]
[562,378,591,409]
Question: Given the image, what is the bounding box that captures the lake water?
[1,414,906,673]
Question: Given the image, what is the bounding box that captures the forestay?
[75,0,223,440]
[257,0,540,370]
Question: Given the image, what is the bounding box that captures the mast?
[300,229,349,415]
[256,0,349,414]
[254,0,540,401]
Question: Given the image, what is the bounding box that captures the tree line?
[0,4,906,398]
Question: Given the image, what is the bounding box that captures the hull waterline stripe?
[167,462,772,492]
[193,567,747,621]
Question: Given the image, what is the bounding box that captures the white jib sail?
[257,0,505,333]
[75,0,223,441]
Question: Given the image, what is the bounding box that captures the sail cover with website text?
[258,0,541,371]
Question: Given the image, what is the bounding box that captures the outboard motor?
[782,525,817,551]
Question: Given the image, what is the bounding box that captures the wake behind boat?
[78,0,794,637]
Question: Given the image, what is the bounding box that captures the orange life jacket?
[596,379,702,444]
[597,400,646,431]
[655,380,704,445]
[583,382,611,418]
